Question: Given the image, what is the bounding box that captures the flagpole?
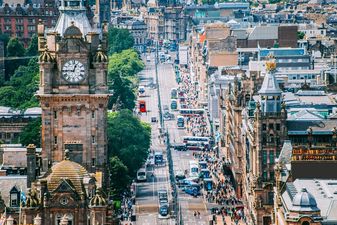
[19,188,22,225]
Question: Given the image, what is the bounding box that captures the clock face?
[62,60,86,83]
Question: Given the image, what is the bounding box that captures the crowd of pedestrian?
[195,151,247,224]
[178,67,246,224]
[179,71,210,138]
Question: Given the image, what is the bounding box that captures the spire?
[258,54,281,95]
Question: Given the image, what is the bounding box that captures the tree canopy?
[6,37,25,57]
[108,49,144,78]
[108,72,136,110]
[107,109,151,177]
[107,49,144,110]
[19,118,41,147]
[108,27,134,55]
[25,35,39,56]
[0,58,39,109]
[109,156,130,197]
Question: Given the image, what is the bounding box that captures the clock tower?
[36,0,109,175]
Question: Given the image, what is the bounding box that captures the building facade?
[36,0,109,177]
[222,59,288,225]
[0,2,59,46]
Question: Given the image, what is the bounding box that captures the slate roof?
[248,26,278,40]
[0,176,27,206]
[287,120,337,135]
[282,179,337,223]
[51,1,99,37]
[287,109,324,121]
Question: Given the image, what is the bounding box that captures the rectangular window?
[269,123,274,130]
[92,158,95,166]
[11,199,17,207]
[269,151,274,164]
[54,136,57,144]
[263,171,268,181]
[268,192,274,205]
[54,111,57,119]
[92,136,96,143]
[270,171,275,180]
[92,111,95,119]
[28,25,36,31]
[276,124,280,130]
[262,124,266,130]
[262,151,267,165]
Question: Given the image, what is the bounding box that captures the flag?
[20,190,26,206]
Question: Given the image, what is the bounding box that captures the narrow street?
[135,52,175,225]
[135,52,210,224]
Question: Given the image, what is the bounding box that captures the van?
[137,168,147,182]
[154,152,163,165]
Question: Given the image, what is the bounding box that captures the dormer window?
[9,186,20,207]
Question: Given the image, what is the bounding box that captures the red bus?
[139,100,146,113]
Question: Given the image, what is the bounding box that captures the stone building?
[0,107,41,144]
[190,23,238,107]
[221,58,288,225]
[144,7,164,41]
[20,148,109,224]
[233,25,298,49]
[36,0,109,178]
[0,2,59,46]
[143,6,186,42]
[273,141,337,225]
[117,19,147,53]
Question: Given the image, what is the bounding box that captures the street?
[135,52,209,225]
[135,53,175,225]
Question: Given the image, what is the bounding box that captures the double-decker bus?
[138,100,146,113]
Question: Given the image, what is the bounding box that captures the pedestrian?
[198,211,200,218]
[194,211,197,217]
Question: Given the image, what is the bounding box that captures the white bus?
[183,136,210,144]
[189,161,199,178]
[137,168,147,182]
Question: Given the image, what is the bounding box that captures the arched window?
[302,222,310,225]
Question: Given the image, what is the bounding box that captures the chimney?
[34,214,42,225]
[26,144,37,188]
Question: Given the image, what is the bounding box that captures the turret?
[258,55,282,114]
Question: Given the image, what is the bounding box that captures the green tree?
[6,37,25,57]
[107,110,151,177]
[108,27,134,55]
[109,156,130,197]
[19,118,41,147]
[108,72,136,110]
[0,31,10,56]
[108,49,144,79]
[0,58,39,109]
[25,35,39,56]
